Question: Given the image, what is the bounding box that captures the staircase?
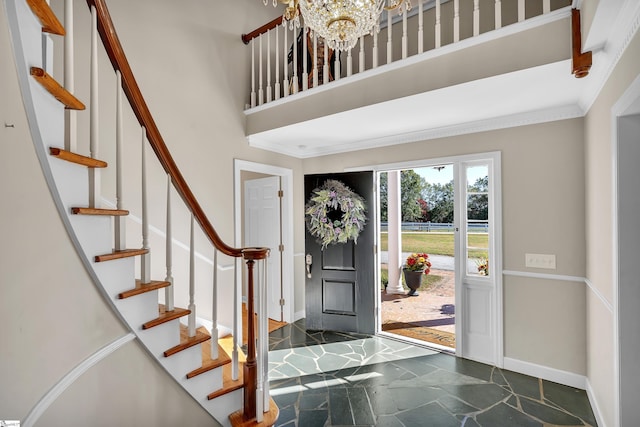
[6,0,277,425]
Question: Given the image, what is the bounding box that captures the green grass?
[380,232,488,258]
[380,266,442,291]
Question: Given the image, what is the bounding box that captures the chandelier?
[265,0,410,51]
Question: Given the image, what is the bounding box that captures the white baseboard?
[503,357,586,390]
[294,310,305,322]
[585,378,608,427]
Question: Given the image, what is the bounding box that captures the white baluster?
[89,5,100,208]
[274,26,280,100]
[543,0,550,14]
[63,0,76,152]
[266,29,272,103]
[347,48,353,77]
[418,0,424,54]
[250,39,256,108]
[334,50,341,80]
[283,24,289,97]
[232,259,239,380]
[292,26,299,94]
[302,25,308,90]
[474,0,480,37]
[141,127,150,284]
[435,0,442,48]
[261,259,270,413]
[373,28,379,68]
[518,0,525,22]
[454,0,460,43]
[210,249,219,359]
[188,215,196,338]
[495,0,502,29]
[114,71,125,251]
[323,41,329,84]
[258,35,264,105]
[402,5,408,59]
[359,36,365,73]
[386,9,392,64]
[313,33,318,87]
[165,174,174,311]
[255,260,264,423]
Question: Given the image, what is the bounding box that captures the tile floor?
[268,320,597,427]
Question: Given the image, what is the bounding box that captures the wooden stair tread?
[119,280,171,299]
[72,207,129,216]
[26,0,65,35]
[208,362,244,400]
[49,147,107,168]
[31,67,84,110]
[164,324,210,357]
[229,397,279,427]
[94,248,148,262]
[142,304,189,330]
[186,327,232,379]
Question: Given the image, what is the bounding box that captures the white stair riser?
[68,215,114,263]
[92,257,137,298]
[162,343,203,379]
[185,367,223,399]
[203,388,243,427]
[116,290,163,331]
[139,318,181,357]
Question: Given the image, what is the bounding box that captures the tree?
[422,180,454,223]
[379,170,426,222]
[467,176,488,221]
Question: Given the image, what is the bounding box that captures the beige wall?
[0,4,216,423]
[584,26,640,427]
[303,118,587,373]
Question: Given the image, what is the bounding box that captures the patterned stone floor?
[268,320,597,427]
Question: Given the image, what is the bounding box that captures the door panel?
[305,172,375,334]
[244,176,282,321]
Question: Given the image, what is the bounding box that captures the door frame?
[612,73,640,427]
[347,151,503,368]
[234,159,294,324]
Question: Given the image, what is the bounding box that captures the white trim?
[502,269,585,283]
[294,310,306,322]
[586,378,608,427]
[233,159,295,324]
[584,277,613,314]
[22,333,136,427]
[610,72,640,427]
[503,357,586,390]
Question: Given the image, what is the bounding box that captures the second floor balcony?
[242,0,605,158]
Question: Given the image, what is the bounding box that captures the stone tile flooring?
[268,320,597,427]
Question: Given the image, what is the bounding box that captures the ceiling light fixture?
[265,0,410,51]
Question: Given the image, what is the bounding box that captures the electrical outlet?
[525,253,556,269]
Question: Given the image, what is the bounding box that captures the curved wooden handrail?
[242,15,283,44]
[87,0,267,260]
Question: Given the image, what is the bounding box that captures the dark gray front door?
[304,172,375,334]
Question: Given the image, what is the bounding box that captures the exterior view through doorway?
[362,152,502,366]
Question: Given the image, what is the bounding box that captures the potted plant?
[476,258,489,276]
[403,253,432,296]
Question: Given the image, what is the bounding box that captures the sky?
[414,164,487,186]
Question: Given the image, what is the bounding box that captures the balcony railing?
[244,0,571,109]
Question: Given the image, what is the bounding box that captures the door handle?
[305,254,313,278]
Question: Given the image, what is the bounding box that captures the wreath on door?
[305,180,367,249]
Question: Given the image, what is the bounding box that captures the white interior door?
[456,155,502,365]
[244,176,283,321]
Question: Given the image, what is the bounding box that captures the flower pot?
[403,269,423,297]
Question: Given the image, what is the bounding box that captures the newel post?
[241,247,269,422]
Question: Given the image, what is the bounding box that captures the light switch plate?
[525,253,556,269]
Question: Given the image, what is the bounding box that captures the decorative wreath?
[305,179,367,249]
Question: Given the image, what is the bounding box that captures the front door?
[304,172,376,334]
